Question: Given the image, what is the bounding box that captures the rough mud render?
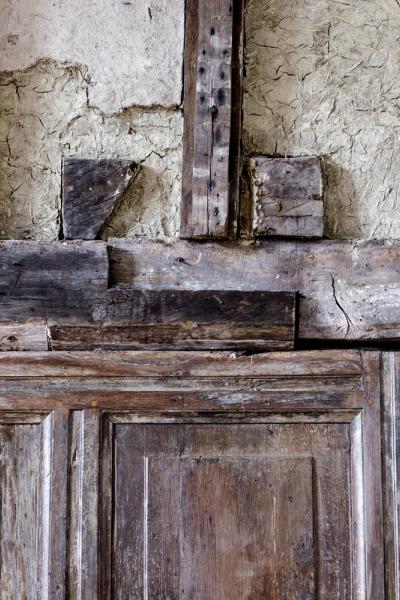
[0,0,184,240]
[244,0,400,239]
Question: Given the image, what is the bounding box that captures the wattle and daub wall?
[1,0,399,240]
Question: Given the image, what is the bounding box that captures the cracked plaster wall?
[244,0,400,239]
[0,0,183,240]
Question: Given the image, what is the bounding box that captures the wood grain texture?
[0,412,69,599]
[0,350,384,598]
[0,349,363,378]
[0,321,48,351]
[0,241,108,329]
[361,353,385,598]
[381,352,400,600]
[109,420,353,599]
[108,237,400,340]
[47,289,296,351]
[250,156,323,238]
[181,0,243,239]
[0,350,364,411]
[68,411,100,600]
[62,159,139,240]
[0,422,42,598]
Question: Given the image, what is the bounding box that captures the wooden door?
[0,350,386,598]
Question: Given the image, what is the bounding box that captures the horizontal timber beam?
[109,237,400,342]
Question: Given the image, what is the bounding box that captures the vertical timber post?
[181,0,244,239]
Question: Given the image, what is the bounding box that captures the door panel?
[0,350,386,599]
[108,422,352,599]
[0,411,68,600]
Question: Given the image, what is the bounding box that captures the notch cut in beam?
[181,0,244,239]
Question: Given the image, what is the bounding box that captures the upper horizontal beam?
[109,238,400,341]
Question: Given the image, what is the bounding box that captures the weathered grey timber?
[62,159,139,240]
[108,237,400,341]
[181,0,243,239]
[0,241,108,328]
[250,156,323,238]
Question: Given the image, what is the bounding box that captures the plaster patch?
[0,0,184,112]
[0,60,182,240]
[244,0,400,239]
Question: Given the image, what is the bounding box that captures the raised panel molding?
[0,350,387,598]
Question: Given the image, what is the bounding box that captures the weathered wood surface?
[108,417,371,598]
[0,350,364,410]
[108,237,400,340]
[0,349,362,378]
[68,411,100,600]
[0,240,108,325]
[181,0,243,239]
[250,156,324,238]
[113,425,317,598]
[0,241,108,349]
[359,353,385,599]
[62,158,139,240]
[0,240,108,291]
[381,353,400,600]
[48,289,296,351]
[0,321,48,351]
[0,412,69,598]
[0,351,385,598]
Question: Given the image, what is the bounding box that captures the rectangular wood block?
[250,156,324,238]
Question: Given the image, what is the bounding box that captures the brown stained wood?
[0,350,385,598]
[250,156,324,238]
[0,385,364,413]
[381,353,400,600]
[110,421,351,598]
[0,349,363,378]
[108,237,400,341]
[62,159,139,240]
[181,0,243,239]
[0,411,69,599]
[360,352,385,598]
[0,321,48,351]
[47,289,296,351]
[41,409,70,600]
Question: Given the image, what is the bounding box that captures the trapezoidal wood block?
[250,156,324,238]
[181,0,244,239]
[62,158,139,240]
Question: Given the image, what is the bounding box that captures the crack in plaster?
[0,59,183,241]
[244,0,400,239]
